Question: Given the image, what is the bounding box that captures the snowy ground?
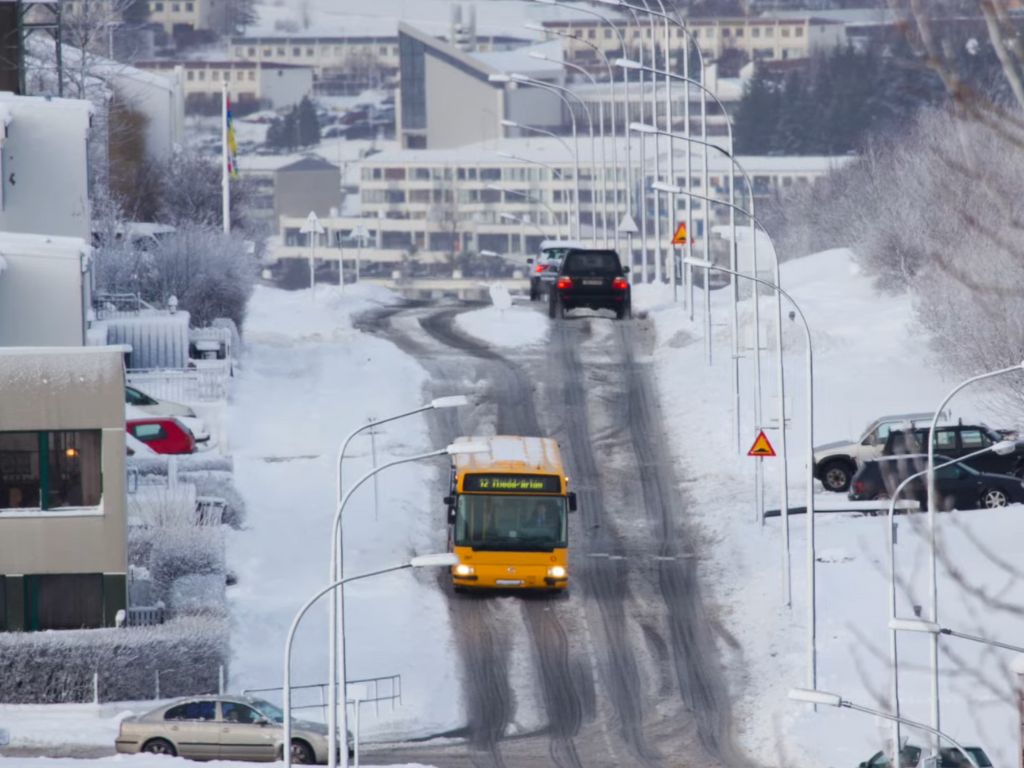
[453,302,549,349]
[634,249,1024,767]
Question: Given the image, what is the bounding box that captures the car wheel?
[548,294,558,319]
[290,739,315,764]
[529,280,539,301]
[820,459,854,493]
[872,491,890,501]
[142,738,177,757]
[980,488,1009,508]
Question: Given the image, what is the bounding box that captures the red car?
[126,417,197,455]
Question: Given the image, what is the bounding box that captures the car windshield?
[962,748,992,767]
[248,698,284,723]
[562,251,621,275]
[455,495,567,550]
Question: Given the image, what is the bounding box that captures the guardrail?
[127,364,230,403]
[243,674,401,721]
[764,498,921,518]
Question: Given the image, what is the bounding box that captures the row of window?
[149,1,196,12]
[185,69,257,82]
[234,44,399,59]
[569,22,809,41]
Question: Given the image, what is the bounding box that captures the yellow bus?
[445,435,577,592]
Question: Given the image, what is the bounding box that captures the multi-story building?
[146,0,216,34]
[543,15,847,71]
[135,60,313,112]
[0,346,127,632]
[272,138,847,268]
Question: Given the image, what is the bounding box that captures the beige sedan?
[115,694,347,763]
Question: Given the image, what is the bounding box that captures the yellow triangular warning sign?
[747,430,776,458]
[671,221,688,245]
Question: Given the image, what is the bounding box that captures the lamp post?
[890,617,1024,654]
[486,184,563,240]
[497,123,579,239]
[685,255,814,690]
[885,440,1016,763]
[788,688,982,768]
[500,73,598,244]
[528,51,612,247]
[530,0,633,251]
[329,441,488,768]
[329,397,470,768]
[284,554,458,768]
[925,362,1024,751]
[655,181,791,608]
[490,74,583,240]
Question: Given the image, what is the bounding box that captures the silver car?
[115,694,350,764]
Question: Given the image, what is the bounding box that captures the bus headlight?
[453,563,475,578]
[547,565,567,579]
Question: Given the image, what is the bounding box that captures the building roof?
[469,38,564,77]
[0,231,91,259]
[277,155,341,173]
[758,8,900,27]
[136,60,313,71]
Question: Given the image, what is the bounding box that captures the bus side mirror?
[568,492,577,512]
[443,495,453,506]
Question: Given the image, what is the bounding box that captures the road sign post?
[301,211,326,299]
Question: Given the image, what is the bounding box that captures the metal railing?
[243,674,402,721]
[93,292,157,319]
[127,363,230,403]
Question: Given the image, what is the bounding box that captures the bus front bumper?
[453,565,568,590]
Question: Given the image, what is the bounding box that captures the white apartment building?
[135,60,313,111]
[543,15,847,69]
[273,138,846,267]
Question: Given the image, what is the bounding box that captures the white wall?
[0,94,91,241]
[0,235,89,347]
[106,67,185,162]
[260,67,314,109]
[424,56,505,149]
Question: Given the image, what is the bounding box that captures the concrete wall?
[423,55,504,149]
[274,167,341,220]
[0,235,88,347]
[0,94,91,241]
[506,86,562,133]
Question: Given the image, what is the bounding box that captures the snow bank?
[454,303,549,348]
[640,248,1024,767]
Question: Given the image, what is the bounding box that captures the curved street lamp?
[284,554,458,768]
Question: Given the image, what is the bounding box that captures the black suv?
[883,423,1024,477]
[548,249,631,320]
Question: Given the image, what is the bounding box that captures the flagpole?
[222,81,231,234]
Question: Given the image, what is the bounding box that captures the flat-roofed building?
[135,60,314,113]
[0,346,128,632]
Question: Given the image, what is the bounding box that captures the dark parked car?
[548,248,631,320]
[849,454,1024,509]
[528,239,586,301]
[884,423,1024,477]
[859,744,992,768]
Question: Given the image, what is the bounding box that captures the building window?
[212,70,220,80]
[480,167,501,181]
[306,47,314,56]
[795,27,804,37]
[603,28,611,38]
[293,47,301,56]
[587,29,596,39]
[187,70,195,80]
[379,46,387,55]
[765,28,774,37]
[752,28,761,38]
[277,47,286,55]
[0,430,102,510]
[186,1,194,10]
[247,46,256,56]
[412,167,431,180]
[398,32,427,131]
[263,48,272,56]
[722,28,730,37]
[198,70,206,80]
[781,28,791,37]
[248,71,255,81]
[154,1,163,9]
[384,167,406,181]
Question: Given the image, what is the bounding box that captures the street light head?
[409,553,459,568]
[528,51,551,62]
[683,256,714,269]
[500,212,520,222]
[629,121,658,135]
[430,395,470,409]
[523,22,548,33]
[615,58,642,71]
[531,0,557,5]
[787,688,842,708]
[651,180,682,194]
[488,73,512,84]
[889,617,941,634]
[495,151,517,160]
[992,439,1018,456]
[592,0,621,5]
[509,73,531,83]
[447,441,491,456]
[480,250,501,258]
[499,119,519,128]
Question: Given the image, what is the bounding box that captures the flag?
[226,95,239,178]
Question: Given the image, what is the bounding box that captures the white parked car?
[125,385,195,418]
[813,412,939,493]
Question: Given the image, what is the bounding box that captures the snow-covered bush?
[178,470,247,529]
[149,526,225,611]
[128,454,233,477]
[0,617,228,703]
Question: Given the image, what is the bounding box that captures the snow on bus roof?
[454,435,563,474]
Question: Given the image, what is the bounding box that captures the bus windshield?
[455,495,567,551]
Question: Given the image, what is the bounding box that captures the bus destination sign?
[463,473,562,494]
